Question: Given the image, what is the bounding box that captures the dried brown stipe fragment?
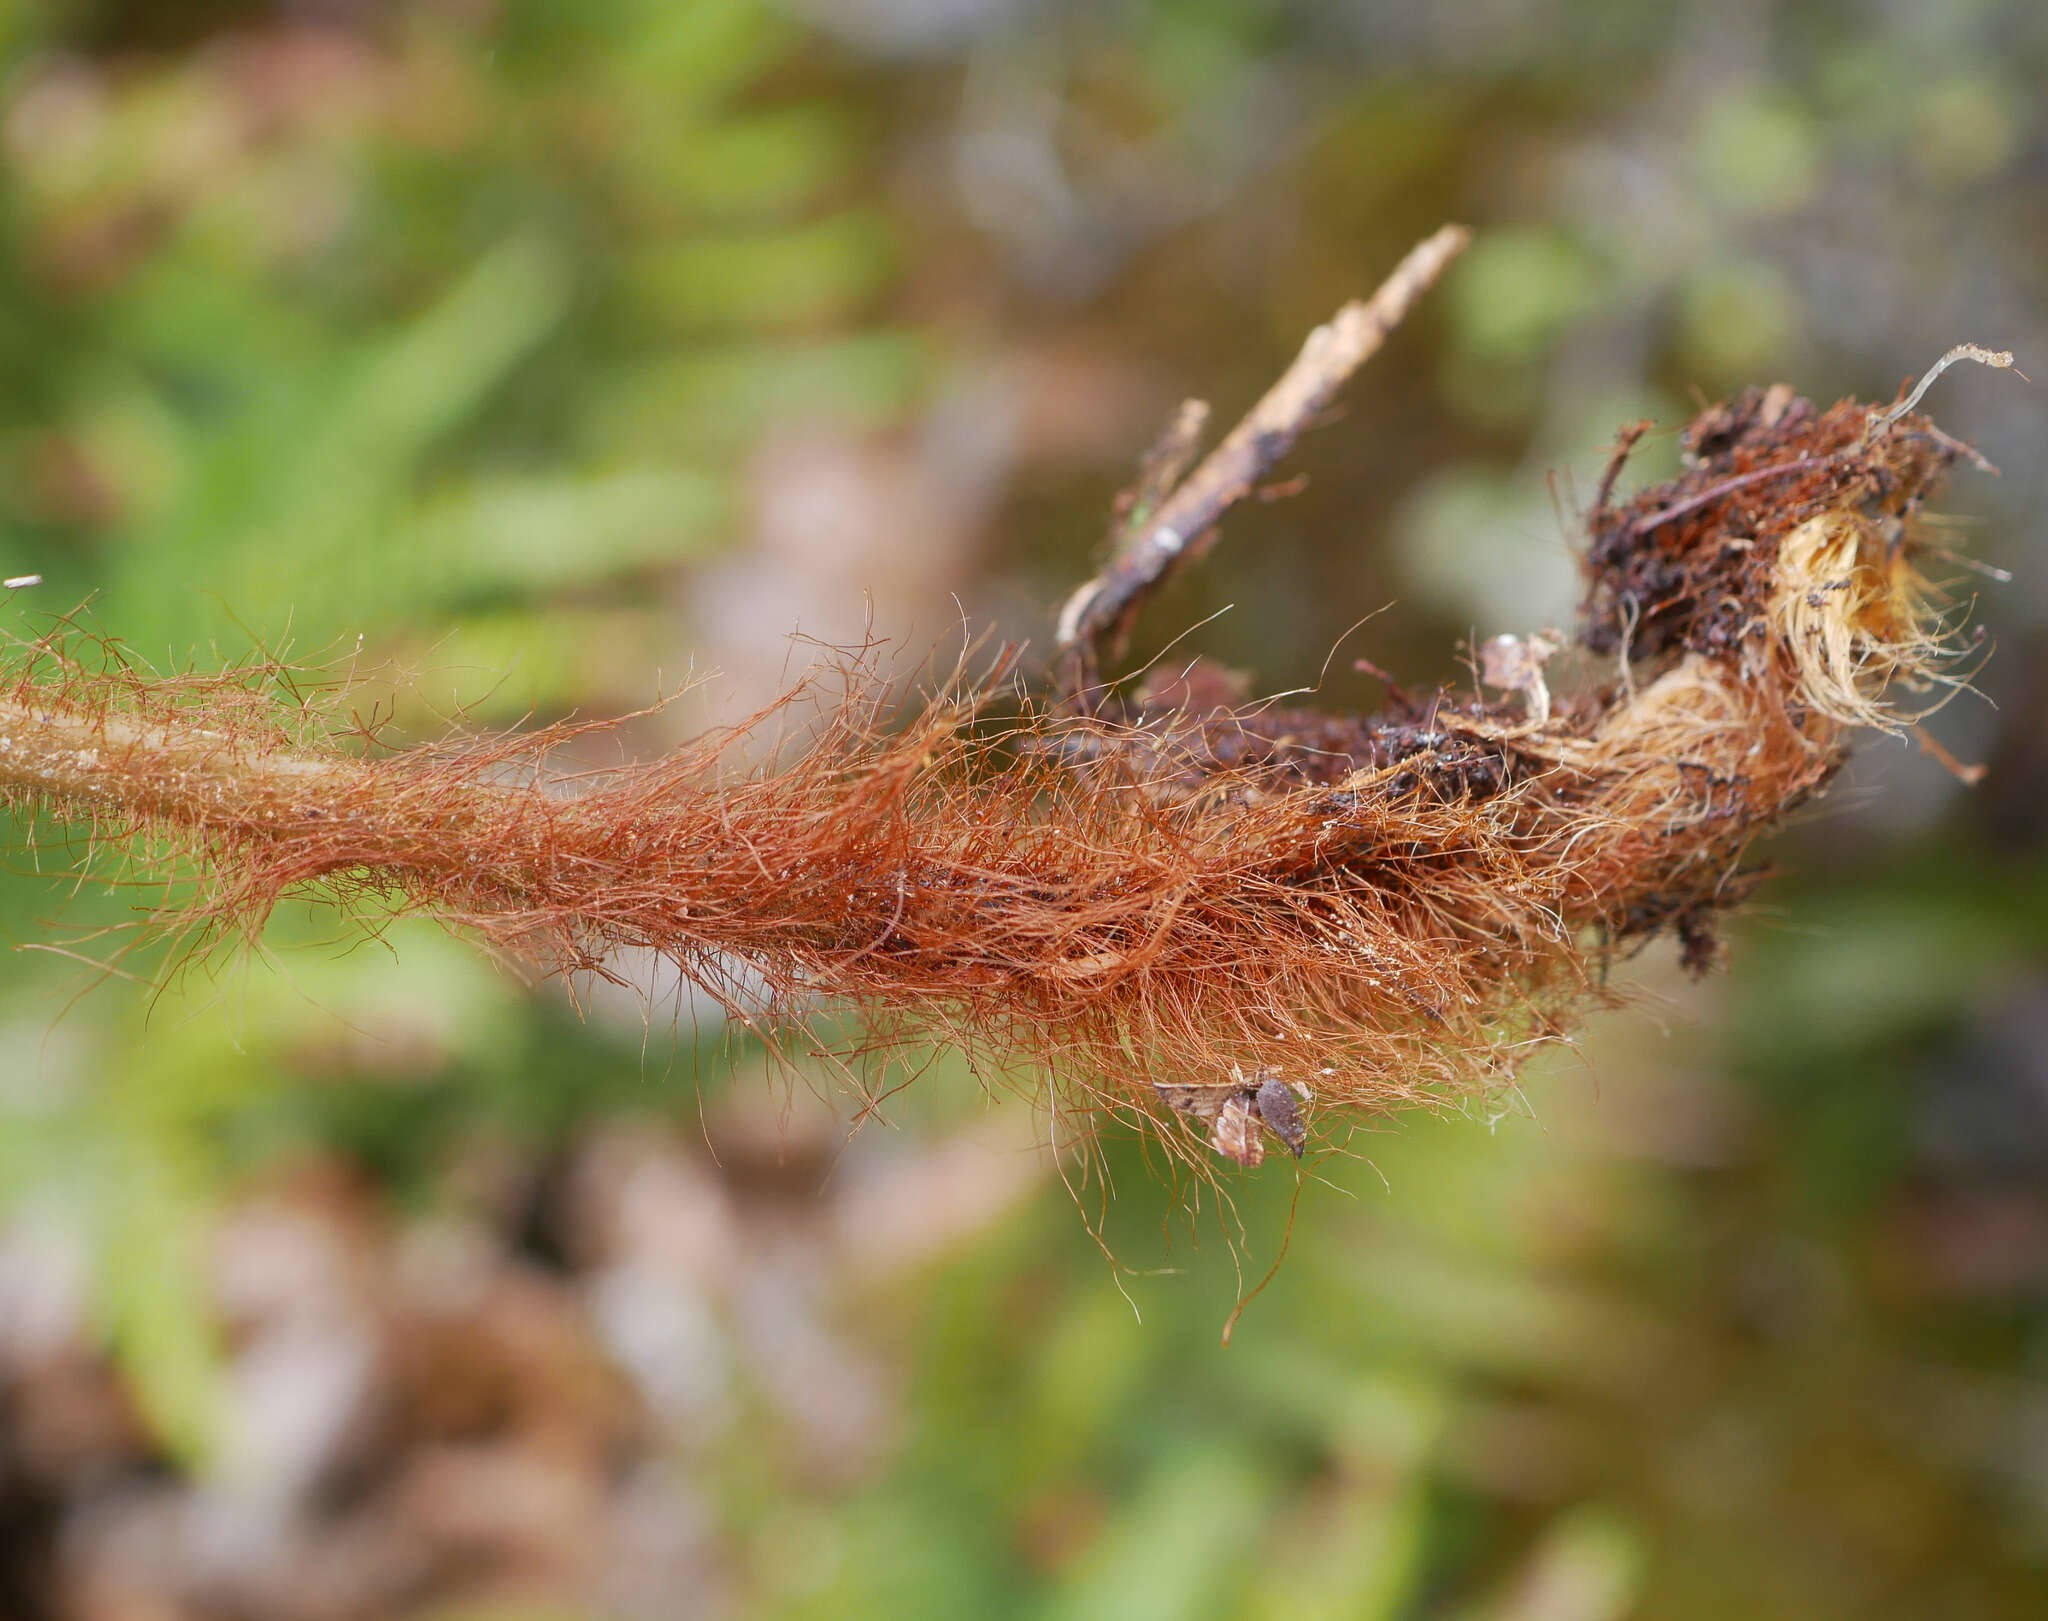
[0,230,2015,1185]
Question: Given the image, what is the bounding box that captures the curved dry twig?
[1055,225,1472,692]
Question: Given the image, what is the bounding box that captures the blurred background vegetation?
[1,1,2046,1617]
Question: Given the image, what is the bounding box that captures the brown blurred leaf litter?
[0,1101,1040,1620]
[0,228,2018,1174]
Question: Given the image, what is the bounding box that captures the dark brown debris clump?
[1582,383,1963,668]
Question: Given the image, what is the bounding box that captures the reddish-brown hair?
[0,375,1991,1172]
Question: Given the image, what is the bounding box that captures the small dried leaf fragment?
[1152,1079,1243,1122]
[1152,1070,1308,1165]
[1479,631,1559,725]
[1211,1093,1265,1167]
[1253,1076,1307,1157]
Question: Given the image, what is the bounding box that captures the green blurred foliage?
[0,0,920,709]
[0,0,913,1478]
